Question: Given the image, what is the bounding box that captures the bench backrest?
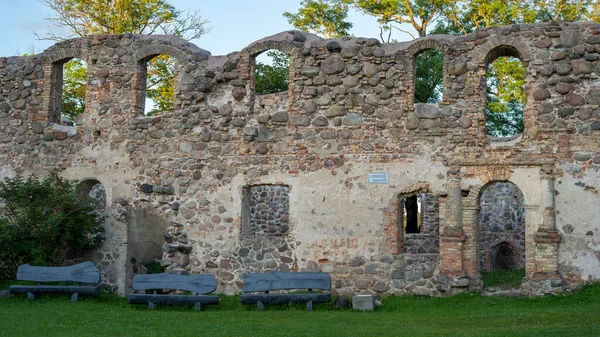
[16,261,101,284]
[243,272,331,292]
[132,273,217,294]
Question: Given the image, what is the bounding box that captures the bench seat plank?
[9,285,100,297]
[132,273,217,294]
[242,272,331,292]
[129,294,219,306]
[15,261,100,284]
[240,293,330,305]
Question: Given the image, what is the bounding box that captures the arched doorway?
[478,181,525,286]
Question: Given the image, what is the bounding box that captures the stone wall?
[0,22,599,296]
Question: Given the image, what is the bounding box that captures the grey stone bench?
[9,261,100,301]
[240,272,331,310]
[129,273,219,310]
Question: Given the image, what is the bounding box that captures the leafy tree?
[38,0,208,118]
[0,174,104,279]
[38,0,207,40]
[283,0,353,38]
[342,0,452,40]
[255,50,290,95]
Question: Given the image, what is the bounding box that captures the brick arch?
[476,179,526,206]
[405,38,451,57]
[243,40,299,58]
[474,37,534,65]
[133,45,195,64]
[45,48,87,64]
[489,236,524,267]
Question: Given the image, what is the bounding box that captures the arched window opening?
[253,50,289,96]
[76,179,106,216]
[242,184,290,237]
[485,48,525,138]
[51,58,87,124]
[414,49,443,104]
[142,54,176,115]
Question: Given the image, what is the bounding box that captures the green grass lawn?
[482,269,526,289]
[1,282,600,337]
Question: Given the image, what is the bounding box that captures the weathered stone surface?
[218,104,233,116]
[312,116,329,126]
[448,58,468,76]
[560,30,580,47]
[571,59,593,74]
[414,103,441,119]
[585,88,600,105]
[271,111,289,123]
[301,67,320,77]
[533,88,551,101]
[321,56,345,75]
[566,93,585,106]
[555,83,574,95]
[458,116,472,129]
[343,113,363,125]
[292,114,311,126]
[325,105,346,118]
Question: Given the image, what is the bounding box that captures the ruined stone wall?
[0,22,599,296]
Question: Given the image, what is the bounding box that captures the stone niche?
[242,185,290,237]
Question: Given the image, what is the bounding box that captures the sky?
[0,0,414,57]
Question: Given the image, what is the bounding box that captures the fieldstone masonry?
[0,21,599,297]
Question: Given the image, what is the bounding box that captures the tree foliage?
[0,174,104,279]
[486,57,525,137]
[414,49,443,103]
[38,0,208,117]
[61,58,87,120]
[38,0,207,40]
[342,0,452,40]
[145,54,175,115]
[255,50,290,96]
[283,0,353,38]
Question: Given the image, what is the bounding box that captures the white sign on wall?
[368,172,389,184]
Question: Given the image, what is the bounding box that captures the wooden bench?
[9,261,100,301]
[129,273,220,310]
[240,272,331,310]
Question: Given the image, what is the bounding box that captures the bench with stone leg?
[128,273,220,311]
[240,272,331,311]
[9,261,101,301]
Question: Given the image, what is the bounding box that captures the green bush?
[0,174,104,279]
[145,260,165,274]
